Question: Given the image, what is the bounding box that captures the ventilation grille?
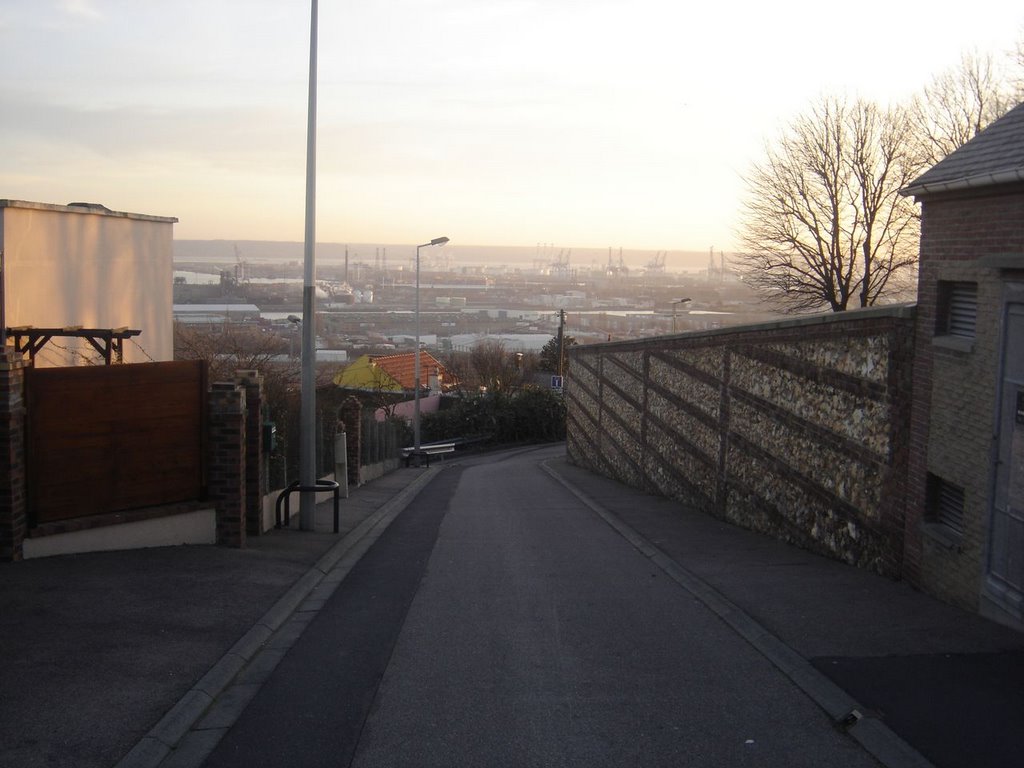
[945,282,977,338]
[928,475,966,537]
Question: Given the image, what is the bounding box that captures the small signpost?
[551,375,563,392]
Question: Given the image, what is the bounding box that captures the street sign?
[551,375,563,391]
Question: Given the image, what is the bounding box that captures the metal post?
[299,0,318,530]
[556,309,565,378]
[414,243,422,452]
[334,430,349,499]
[672,297,691,334]
[412,237,449,460]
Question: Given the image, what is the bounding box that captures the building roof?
[334,355,403,391]
[0,199,178,223]
[371,351,450,390]
[903,102,1024,198]
[334,351,454,392]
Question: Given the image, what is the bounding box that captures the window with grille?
[926,474,966,538]
[936,281,977,339]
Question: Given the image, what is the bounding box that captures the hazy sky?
[2,1,1022,252]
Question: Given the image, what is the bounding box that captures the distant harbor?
[174,239,720,276]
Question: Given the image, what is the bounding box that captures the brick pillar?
[340,396,362,487]
[208,382,247,548]
[235,370,265,537]
[0,350,27,561]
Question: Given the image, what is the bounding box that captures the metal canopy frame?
[6,326,141,365]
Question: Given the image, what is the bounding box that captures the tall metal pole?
[556,309,565,378]
[414,243,422,452]
[412,237,449,460]
[299,0,318,530]
[672,297,691,334]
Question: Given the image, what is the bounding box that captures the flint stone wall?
[566,305,915,577]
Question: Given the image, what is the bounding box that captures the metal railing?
[274,479,341,533]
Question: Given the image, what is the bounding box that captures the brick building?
[901,103,1024,629]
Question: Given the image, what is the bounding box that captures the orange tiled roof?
[371,352,453,390]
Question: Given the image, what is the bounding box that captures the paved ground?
[0,465,436,768]
[1,443,1022,768]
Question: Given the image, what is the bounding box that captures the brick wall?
[567,306,915,576]
[0,350,27,561]
[906,188,1024,610]
[207,382,247,548]
[340,396,362,488]
[235,370,265,537]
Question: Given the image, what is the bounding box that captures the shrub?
[421,387,565,445]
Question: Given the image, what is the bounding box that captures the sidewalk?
[0,466,438,768]
[2,449,1022,768]
[545,456,1024,768]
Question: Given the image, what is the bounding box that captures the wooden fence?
[25,361,207,525]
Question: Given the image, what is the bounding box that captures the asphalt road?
[811,650,1024,768]
[201,447,881,768]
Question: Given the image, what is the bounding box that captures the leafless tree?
[469,340,524,394]
[173,321,303,420]
[912,50,1017,168]
[737,96,921,313]
[175,321,296,373]
[1014,34,1024,102]
[341,359,406,419]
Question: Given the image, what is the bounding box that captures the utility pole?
[556,309,566,378]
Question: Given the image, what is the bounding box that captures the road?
[201,445,879,767]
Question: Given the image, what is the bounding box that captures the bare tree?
[1014,33,1024,102]
[912,51,1016,167]
[850,102,923,307]
[173,321,303,423]
[469,340,523,394]
[344,360,406,419]
[174,322,291,380]
[737,97,922,313]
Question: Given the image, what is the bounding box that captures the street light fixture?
[671,297,691,333]
[414,236,450,459]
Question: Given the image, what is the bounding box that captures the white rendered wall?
[1,201,176,365]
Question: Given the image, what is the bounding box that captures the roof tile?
[371,352,452,390]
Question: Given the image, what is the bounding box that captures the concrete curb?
[540,459,937,768]
[114,466,442,768]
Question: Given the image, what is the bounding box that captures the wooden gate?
[25,360,207,525]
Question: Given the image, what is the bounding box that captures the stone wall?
[567,305,915,576]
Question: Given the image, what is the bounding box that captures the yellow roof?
[333,354,403,391]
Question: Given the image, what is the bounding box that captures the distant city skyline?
[3,1,1023,252]
[173,237,720,273]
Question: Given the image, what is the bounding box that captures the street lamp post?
[299,0,319,530]
[671,297,691,333]
[413,236,449,460]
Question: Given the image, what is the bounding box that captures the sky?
[2,0,1023,255]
